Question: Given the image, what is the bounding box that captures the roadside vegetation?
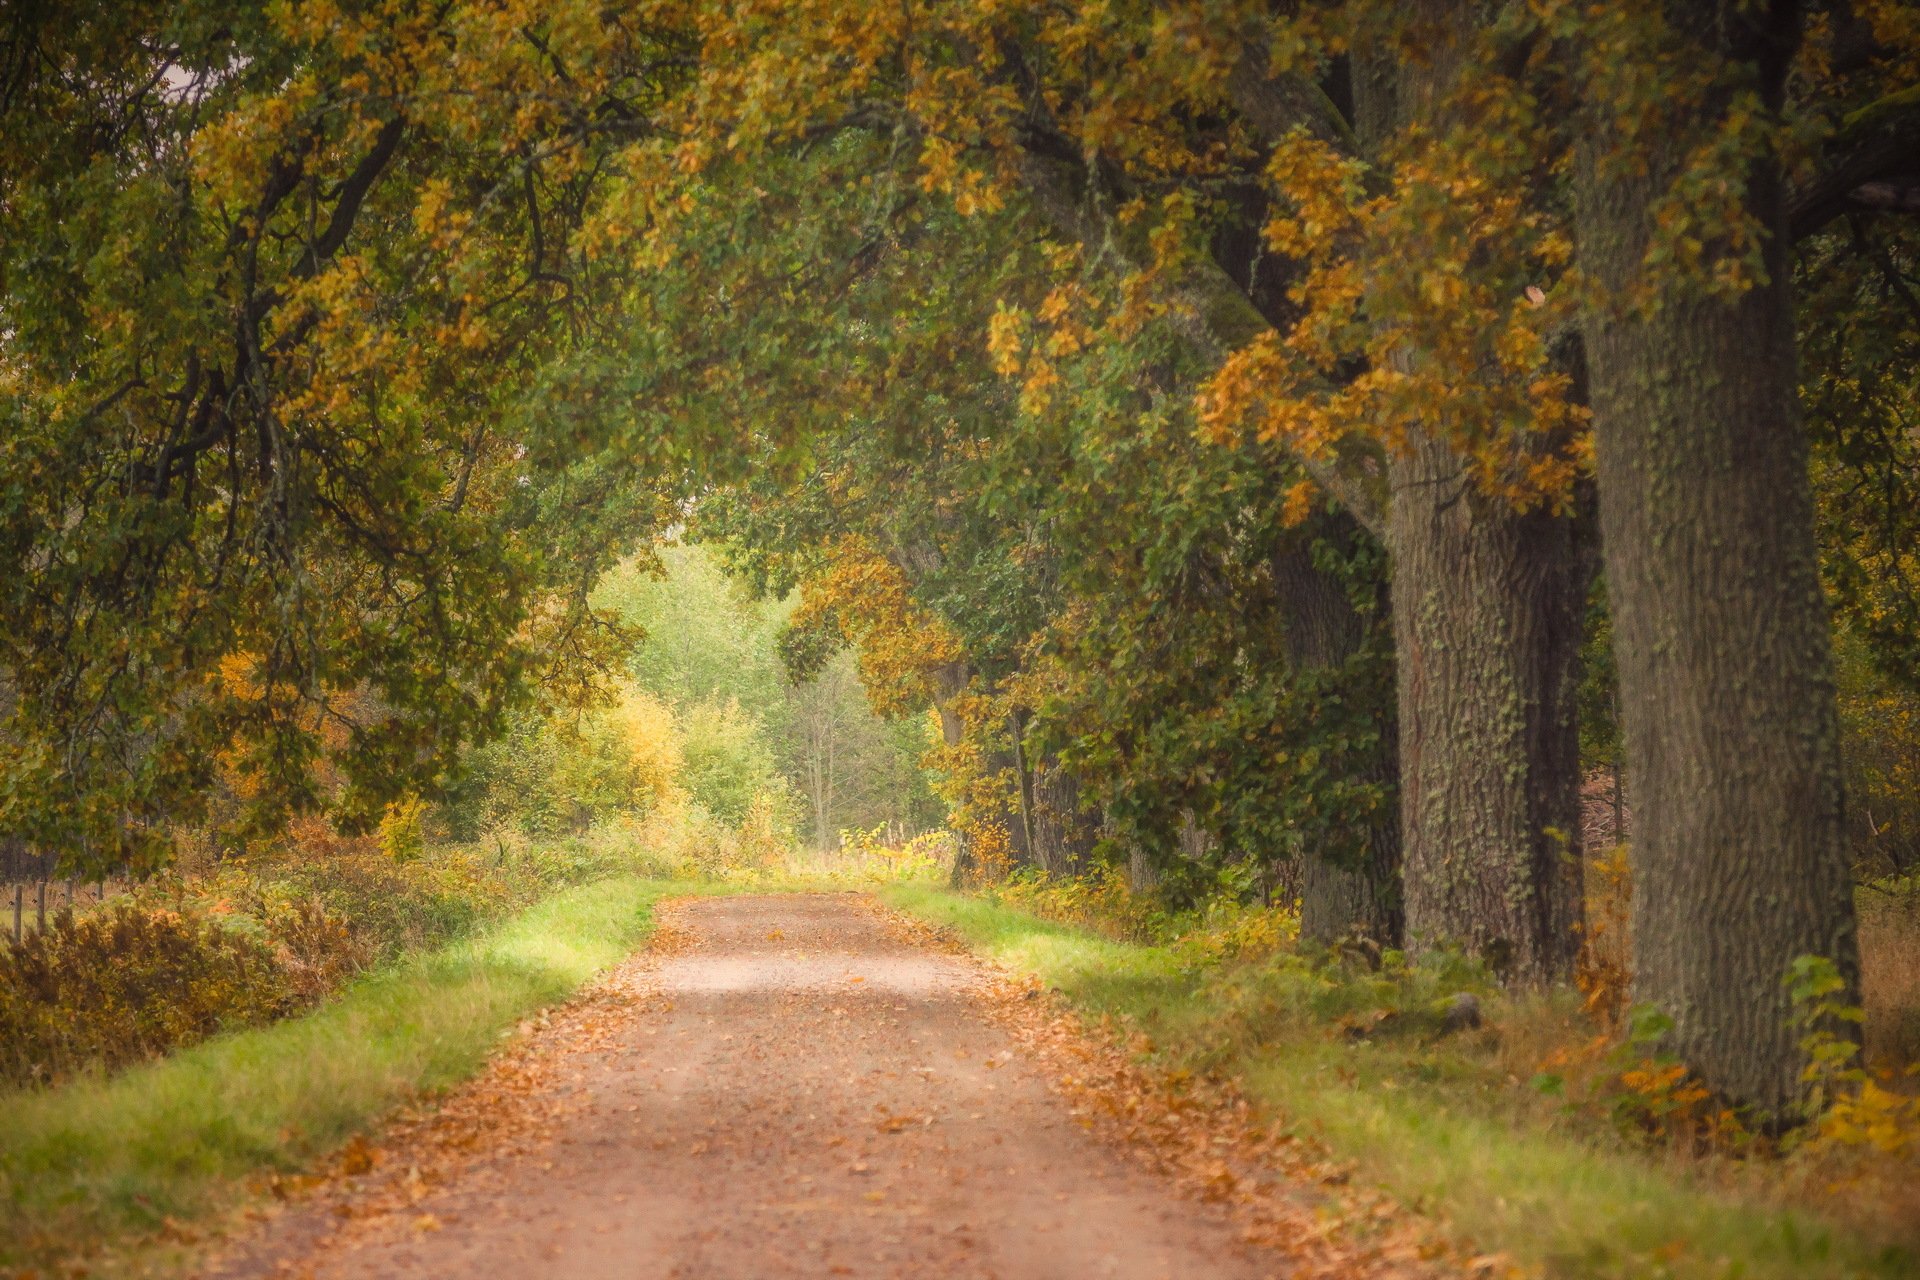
[0,876,680,1275]
[888,877,1920,1280]
[0,546,947,1275]
[0,547,931,1090]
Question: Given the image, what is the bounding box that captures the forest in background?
[444,543,940,855]
[3,0,1920,1272]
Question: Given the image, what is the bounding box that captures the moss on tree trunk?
[1572,1,1859,1116]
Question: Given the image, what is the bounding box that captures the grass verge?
[0,874,690,1274]
[883,884,1917,1280]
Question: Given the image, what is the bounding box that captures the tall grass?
[0,875,678,1272]
[884,884,1918,1280]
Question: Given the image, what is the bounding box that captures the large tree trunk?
[1128,843,1161,894]
[1573,3,1857,1115]
[1386,433,1589,982]
[1349,11,1588,982]
[1006,704,1093,877]
[1300,843,1400,951]
[1271,512,1404,948]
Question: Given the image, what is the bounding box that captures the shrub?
[990,863,1168,942]
[551,684,683,828]
[378,795,428,861]
[0,903,327,1089]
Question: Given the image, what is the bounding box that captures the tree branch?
[292,115,405,280]
[1790,102,1920,241]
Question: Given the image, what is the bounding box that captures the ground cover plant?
[0,820,681,1091]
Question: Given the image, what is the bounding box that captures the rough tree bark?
[1572,2,1858,1114]
[1384,434,1589,981]
[1010,14,1588,975]
[1027,758,1100,877]
[1127,845,1161,894]
[1348,9,1589,982]
[1008,704,1097,877]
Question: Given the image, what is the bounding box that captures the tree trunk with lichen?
[1572,1,1858,1117]
[1349,6,1588,982]
[1384,432,1588,982]
[1027,758,1099,877]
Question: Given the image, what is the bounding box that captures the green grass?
[0,874,692,1274]
[884,884,1918,1280]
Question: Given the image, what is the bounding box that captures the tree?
[1566,0,1917,1115]
[0,0,680,863]
[9,0,1918,1121]
[620,3,1594,967]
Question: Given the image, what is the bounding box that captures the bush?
[0,813,687,1093]
[990,863,1169,942]
[0,903,334,1089]
[440,681,686,839]
[552,684,683,827]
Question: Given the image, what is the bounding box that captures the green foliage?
[1803,221,1920,698]
[0,0,678,866]
[0,815,684,1094]
[254,826,663,964]
[679,698,787,826]
[0,1,1915,1210]
[1831,628,1920,877]
[988,864,1175,944]
[598,546,792,712]
[594,547,942,844]
[1788,955,1872,1114]
[1801,217,1920,879]
[683,143,1397,888]
[1578,579,1624,772]
[446,682,681,839]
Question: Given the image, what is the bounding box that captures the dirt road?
[214,894,1292,1278]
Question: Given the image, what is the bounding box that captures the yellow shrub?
[0,903,338,1088]
[1810,1077,1920,1159]
[552,682,685,821]
[378,795,428,861]
[992,862,1174,943]
[606,684,686,810]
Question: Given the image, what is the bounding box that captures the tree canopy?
[5,0,1920,1120]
